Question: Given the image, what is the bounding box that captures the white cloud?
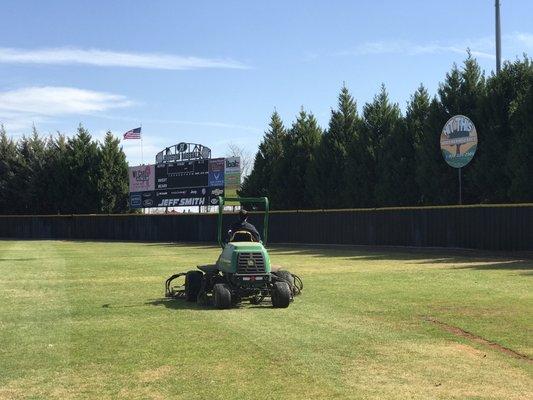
[335,32,533,60]
[0,86,132,116]
[0,47,249,70]
[144,118,262,133]
[94,113,262,133]
[513,32,533,48]
[0,86,133,133]
[337,40,495,59]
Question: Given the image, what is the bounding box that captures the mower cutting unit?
[165,196,302,309]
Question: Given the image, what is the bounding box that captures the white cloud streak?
[94,113,262,133]
[0,86,132,116]
[144,118,262,132]
[514,32,533,48]
[0,47,249,70]
[0,86,133,133]
[337,40,495,59]
[336,32,533,60]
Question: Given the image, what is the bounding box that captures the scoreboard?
[156,159,209,190]
[128,157,239,208]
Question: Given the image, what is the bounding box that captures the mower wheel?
[271,282,291,308]
[213,283,232,309]
[185,271,203,302]
[275,270,294,288]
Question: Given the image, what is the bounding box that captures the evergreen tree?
[241,111,287,206]
[0,125,133,215]
[457,53,486,203]
[473,57,531,203]
[63,125,101,213]
[0,125,19,214]
[507,59,533,201]
[16,126,48,213]
[279,109,322,209]
[41,134,69,214]
[309,85,360,208]
[98,132,129,213]
[361,85,413,206]
[407,85,434,205]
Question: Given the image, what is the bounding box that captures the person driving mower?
[228,209,261,242]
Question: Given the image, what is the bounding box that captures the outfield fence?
[0,204,531,251]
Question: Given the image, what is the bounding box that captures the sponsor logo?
[143,199,153,207]
[190,189,198,195]
[208,158,225,172]
[170,190,187,195]
[211,198,219,205]
[157,197,206,207]
[440,115,478,168]
[142,192,152,198]
[201,188,206,195]
[226,159,240,168]
[208,170,225,187]
[132,166,151,181]
[211,188,223,196]
[130,194,142,207]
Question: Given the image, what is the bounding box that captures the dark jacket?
[229,220,261,242]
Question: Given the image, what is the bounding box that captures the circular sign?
[201,146,211,159]
[177,142,188,152]
[440,115,478,168]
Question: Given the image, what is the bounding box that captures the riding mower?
[165,196,302,309]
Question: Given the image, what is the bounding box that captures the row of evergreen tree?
[1,55,531,215]
[0,126,129,214]
[241,55,533,209]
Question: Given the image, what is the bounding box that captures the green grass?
[0,240,532,399]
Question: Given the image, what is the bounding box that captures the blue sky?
[1,0,532,166]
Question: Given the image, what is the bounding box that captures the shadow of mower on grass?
[145,297,276,310]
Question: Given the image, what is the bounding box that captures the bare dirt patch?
[137,365,174,383]
[424,316,532,362]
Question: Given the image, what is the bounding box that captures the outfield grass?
[0,240,531,399]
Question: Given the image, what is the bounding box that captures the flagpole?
[140,123,144,164]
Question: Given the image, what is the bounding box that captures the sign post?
[440,115,478,204]
[458,168,462,205]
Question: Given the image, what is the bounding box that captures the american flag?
[123,127,142,140]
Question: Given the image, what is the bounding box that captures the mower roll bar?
[217,196,269,248]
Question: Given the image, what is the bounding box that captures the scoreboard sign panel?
[128,157,239,208]
[155,159,209,189]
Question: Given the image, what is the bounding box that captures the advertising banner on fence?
[128,165,155,192]
[440,115,478,168]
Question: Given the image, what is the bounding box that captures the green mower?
[165,196,302,308]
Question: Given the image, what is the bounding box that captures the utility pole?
[495,0,502,73]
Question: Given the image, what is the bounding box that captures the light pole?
[495,0,501,73]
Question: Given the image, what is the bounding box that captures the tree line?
[0,125,129,214]
[0,55,531,215]
[241,55,533,209]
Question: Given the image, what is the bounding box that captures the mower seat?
[197,264,219,273]
[229,230,256,242]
